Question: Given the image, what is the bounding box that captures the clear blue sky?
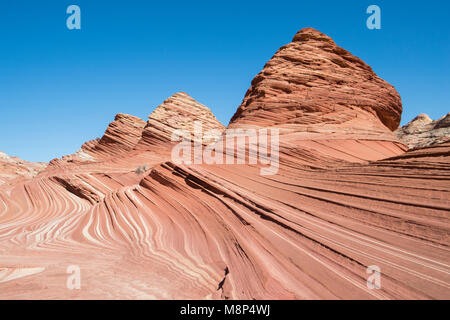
[0,0,449,162]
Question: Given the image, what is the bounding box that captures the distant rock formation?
[85,113,147,158]
[395,113,450,149]
[138,92,225,148]
[50,93,225,167]
[50,113,147,166]
[0,151,46,185]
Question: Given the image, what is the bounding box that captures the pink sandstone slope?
[0,29,449,300]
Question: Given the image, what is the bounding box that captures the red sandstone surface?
[229,28,407,163]
[0,28,448,300]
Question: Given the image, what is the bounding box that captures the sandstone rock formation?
[50,93,225,168]
[229,28,406,162]
[0,151,46,186]
[41,93,225,204]
[395,113,450,149]
[0,29,448,300]
[50,113,147,166]
[230,28,402,131]
[138,92,225,148]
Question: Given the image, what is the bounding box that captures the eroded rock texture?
[396,113,450,149]
[0,151,46,186]
[138,92,225,148]
[229,28,406,162]
[230,28,402,131]
[0,29,449,300]
[50,113,147,166]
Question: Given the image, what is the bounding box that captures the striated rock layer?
[138,92,225,148]
[395,113,450,149]
[50,113,147,166]
[0,151,46,186]
[0,29,449,300]
[230,28,402,131]
[229,28,406,162]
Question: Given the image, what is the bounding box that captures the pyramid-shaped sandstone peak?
[139,92,225,147]
[150,92,224,133]
[50,113,147,166]
[85,113,146,155]
[229,27,403,132]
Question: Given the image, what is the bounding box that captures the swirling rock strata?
[0,141,448,299]
[0,29,448,300]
